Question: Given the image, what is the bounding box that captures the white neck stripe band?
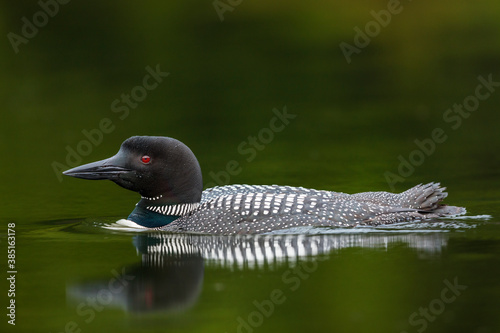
[146,202,200,216]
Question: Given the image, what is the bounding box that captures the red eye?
[141,155,151,164]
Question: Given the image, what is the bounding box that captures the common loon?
[63,136,466,234]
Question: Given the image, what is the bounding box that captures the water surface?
[1,1,500,332]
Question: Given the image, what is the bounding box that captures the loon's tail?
[399,182,466,216]
[399,182,446,209]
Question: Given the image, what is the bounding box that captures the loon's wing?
[164,192,415,234]
[201,184,350,203]
[203,183,451,210]
[182,183,465,234]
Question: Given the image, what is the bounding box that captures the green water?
[1,1,500,332]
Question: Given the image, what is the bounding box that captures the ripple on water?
[91,215,489,235]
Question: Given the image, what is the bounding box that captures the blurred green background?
[1,1,499,332]
[1,0,499,221]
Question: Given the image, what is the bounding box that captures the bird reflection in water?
[67,231,448,315]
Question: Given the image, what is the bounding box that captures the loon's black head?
[63,136,203,204]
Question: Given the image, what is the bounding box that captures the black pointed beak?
[63,155,132,180]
